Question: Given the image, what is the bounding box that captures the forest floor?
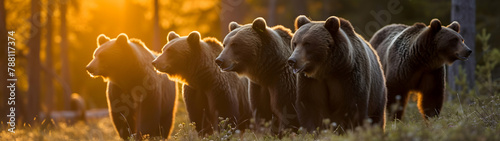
[1,93,499,141]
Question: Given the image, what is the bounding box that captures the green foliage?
[448,65,475,103]
[448,29,500,103]
[475,29,500,96]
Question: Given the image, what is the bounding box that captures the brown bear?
[288,15,387,133]
[215,17,300,133]
[86,33,177,139]
[70,93,86,122]
[152,31,252,136]
[369,19,472,120]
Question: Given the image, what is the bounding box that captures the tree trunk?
[45,0,55,118]
[267,0,277,26]
[27,0,42,124]
[292,0,307,17]
[152,0,160,52]
[60,0,71,110]
[448,0,476,94]
[0,0,8,121]
[322,0,330,19]
[219,0,246,39]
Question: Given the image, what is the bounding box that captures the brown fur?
[70,93,86,122]
[369,19,472,120]
[215,17,300,133]
[289,15,387,133]
[86,33,177,139]
[153,31,252,136]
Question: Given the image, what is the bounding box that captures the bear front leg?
[269,81,300,132]
[386,83,410,120]
[135,93,162,138]
[418,68,445,119]
[182,85,212,136]
[296,75,329,132]
[206,90,240,132]
[249,82,273,128]
[159,82,177,138]
[107,82,135,139]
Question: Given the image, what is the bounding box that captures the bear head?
[288,15,347,78]
[152,31,204,83]
[425,19,472,65]
[215,17,269,75]
[86,33,145,81]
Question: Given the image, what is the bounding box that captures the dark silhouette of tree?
[153,0,160,52]
[293,0,307,17]
[27,0,42,124]
[448,0,476,92]
[0,0,8,121]
[219,0,246,39]
[60,0,71,110]
[267,0,277,26]
[45,0,55,117]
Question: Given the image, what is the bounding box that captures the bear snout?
[152,61,169,72]
[215,58,224,67]
[215,58,236,71]
[455,48,472,61]
[466,49,472,57]
[152,61,159,68]
[85,66,94,73]
[86,65,99,76]
[287,58,297,68]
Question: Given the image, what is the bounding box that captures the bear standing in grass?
[369,19,472,120]
[288,16,387,132]
[86,34,177,139]
[152,31,252,136]
[215,17,300,132]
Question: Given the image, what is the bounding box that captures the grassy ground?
[1,93,499,140]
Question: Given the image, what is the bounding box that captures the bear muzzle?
[152,60,171,73]
[288,58,307,74]
[215,58,236,71]
[85,65,100,77]
[455,49,472,61]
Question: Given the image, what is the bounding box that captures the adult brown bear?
[369,19,472,120]
[288,15,387,133]
[215,17,300,133]
[86,33,177,139]
[152,31,252,136]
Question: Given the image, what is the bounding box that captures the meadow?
[1,91,498,141]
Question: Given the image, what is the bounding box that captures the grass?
[1,93,499,141]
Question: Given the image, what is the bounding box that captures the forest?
[0,0,499,140]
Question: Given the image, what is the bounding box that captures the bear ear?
[430,19,442,33]
[167,31,180,42]
[229,22,241,32]
[447,21,460,33]
[97,34,110,46]
[116,33,129,44]
[252,17,267,34]
[324,16,340,36]
[295,15,311,30]
[187,31,201,48]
